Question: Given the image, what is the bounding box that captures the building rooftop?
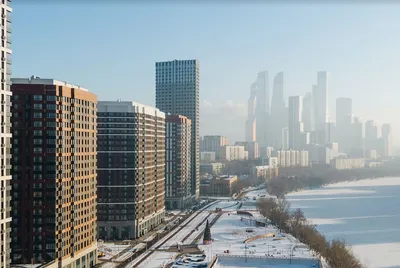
[11,76,89,92]
[98,100,165,117]
[219,175,236,181]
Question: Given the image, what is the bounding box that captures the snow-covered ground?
[206,201,241,212]
[137,251,176,268]
[161,211,211,249]
[98,243,130,261]
[185,213,218,244]
[198,213,318,264]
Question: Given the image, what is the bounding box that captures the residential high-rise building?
[302,92,314,132]
[245,83,257,142]
[270,72,286,148]
[350,116,364,157]
[365,120,378,151]
[380,123,392,157]
[314,71,329,144]
[288,96,304,149]
[155,59,200,199]
[281,127,289,150]
[0,2,11,267]
[255,71,269,146]
[11,77,98,267]
[97,101,165,240]
[165,114,192,210]
[336,98,352,152]
[201,135,228,159]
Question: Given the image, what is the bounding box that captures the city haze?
[12,2,400,146]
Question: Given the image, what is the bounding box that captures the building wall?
[11,79,97,266]
[219,146,246,161]
[331,158,365,170]
[156,60,200,199]
[200,175,238,197]
[200,163,224,175]
[200,152,216,162]
[202,136,228,159]
[165,114,192,210]
[97,101,165,240]
[0,2,12,267]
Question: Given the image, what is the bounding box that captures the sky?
[11,1,400,145]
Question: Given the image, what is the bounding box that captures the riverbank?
[287,177,400,268]
[257,197,364,268]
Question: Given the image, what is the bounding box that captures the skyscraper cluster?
[245,70,394,165]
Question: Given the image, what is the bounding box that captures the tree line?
[257,198,365,268]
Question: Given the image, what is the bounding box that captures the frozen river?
[287,177,400,268]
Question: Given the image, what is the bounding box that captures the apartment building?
[0,1,12,267]
[156,59,200,199]
[165,114,192,210]
[97,101,165,240]
[219,145,247,161]
[11,77,97,267]
[201,135,229,159]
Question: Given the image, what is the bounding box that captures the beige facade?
[200,175,238,197]
[330,158,365,170]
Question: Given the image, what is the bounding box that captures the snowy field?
[137,251,176,268]
[199,213,317,263]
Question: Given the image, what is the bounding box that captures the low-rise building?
[276,150,309,167]
[201,151,216,162]
[200,175,238,197]
[200,162,225,175]
[330,158,365,170]
[219,145,247,161]
[251,166,279,180]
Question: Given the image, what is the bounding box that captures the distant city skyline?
[11,3,400,146]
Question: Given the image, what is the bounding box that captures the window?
[33,121,42,127]
[46,95,56,101]
[46,112,56,118]
[34,113,42,118]
[46,104,57,110]
[33,139,42,145]
[33,130,42,136]
[33,104,42,109]
[33,95,43,101]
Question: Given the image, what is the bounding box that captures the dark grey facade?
[155,59,200,200]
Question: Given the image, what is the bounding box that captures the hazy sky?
[12,2,400,145]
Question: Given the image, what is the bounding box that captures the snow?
[352,242,400,268]
[198,213,318,263]
[98,243,130,261]
[137,251,176,268]
[206,201,241,212]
